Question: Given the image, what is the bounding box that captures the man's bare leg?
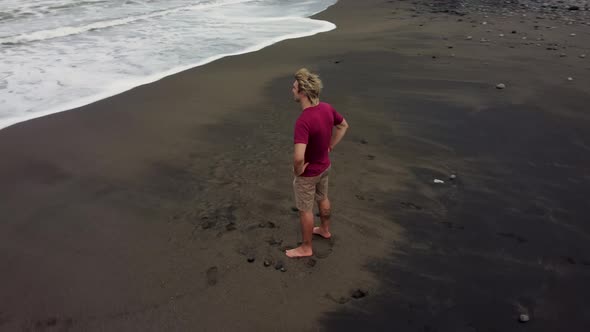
[313,198,332,239]
[286,210,314,258]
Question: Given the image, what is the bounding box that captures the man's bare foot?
[313,227,332,239]
[285,246,313,258]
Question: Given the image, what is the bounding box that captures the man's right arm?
[329,118,349,151]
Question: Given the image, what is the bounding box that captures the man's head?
[292,68,323,104]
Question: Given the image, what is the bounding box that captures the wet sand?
[1,0,590,331]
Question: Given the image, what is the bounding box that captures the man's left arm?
[293,143,309,176]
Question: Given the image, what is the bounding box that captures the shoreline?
[0,2,337,131]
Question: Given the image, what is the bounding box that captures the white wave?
[0,0,338,131]
[0,0,250,44]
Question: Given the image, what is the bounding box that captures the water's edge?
[0,4,337,131]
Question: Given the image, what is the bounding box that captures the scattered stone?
[334,60,341,64]
[546,46,558,50]
[519,314,530,323]
[263,259,272,267]
[258,222,266,228]
[280,267,287,272]
[367,154,376,160]
[351,289,368,299]
[433,179,445,184]
[499,33,504,37]
[432,55,437,59]
[568,77,573,81]
[570,33,576,36]
[449,174,457,180]
[482,21,487,25]
[580,54,586,58]
[306,259,317,267]
[466,36,473,40]
[275,261,284,270]
[512,30,517,34]
[560,53,567,57]
[266,221,276,228]
[521,36,527,40]
[360,138,368,144]
[447,45,454,49]
[568,5,580,10]
[496,83,506,89]
[247,255,256,263]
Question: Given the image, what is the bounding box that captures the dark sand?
[1,0,590,331]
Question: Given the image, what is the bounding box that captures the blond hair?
[294,68,323,104]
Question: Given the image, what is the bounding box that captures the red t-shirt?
[294,102,344,177]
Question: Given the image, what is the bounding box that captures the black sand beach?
[1,0,590,331]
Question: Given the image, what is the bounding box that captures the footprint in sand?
[313,236,335,259]
[206,266,218,286]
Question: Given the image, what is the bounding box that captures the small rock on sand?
[580,54,586,58]
[306,259,317,267]
[263,259,272,267]
[496,83,506,89]
[568,77,573,81]
[519,314,530,322]
[360,139,368,144]
[247,255,255,263]
[275,261,284,270]
[570,33,576,36]
[466,36,473,40]
[351,289,368,299]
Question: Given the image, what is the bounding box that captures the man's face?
[292,80,301,103]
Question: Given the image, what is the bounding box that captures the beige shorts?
[293,166,330,212]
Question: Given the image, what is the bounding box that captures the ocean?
[0,0,337,130]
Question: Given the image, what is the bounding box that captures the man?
[286,68,349,258]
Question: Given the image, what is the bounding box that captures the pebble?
[263,259,272,267]
[449,174,457,180]
[280,267,287,272]
[560,53,567,57]
[466,36,473,40]
[580,54,586,58]
[519,314,530,322]
[482,21,488,25]
[351,289,368,299]
[570,33,576,36]
[360,139,368,144]
[306,259,317,267]
[499,33,504,37]
[247,255,256,263]
[496,83,506,89]
[275,261,284,270]
[567,77,573,81]
[434,179,445,184]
